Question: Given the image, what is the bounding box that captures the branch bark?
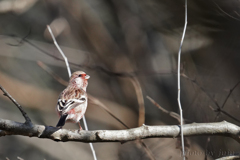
[0,119,239,143]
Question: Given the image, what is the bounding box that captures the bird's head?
[69,71,90,90]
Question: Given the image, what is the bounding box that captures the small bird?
[56,71,90,130]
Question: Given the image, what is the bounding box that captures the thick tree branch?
[0,119,239,143]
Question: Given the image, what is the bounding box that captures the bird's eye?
[78,74,82,77]
[80,98,86,101]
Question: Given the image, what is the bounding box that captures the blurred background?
[0,0,240,159]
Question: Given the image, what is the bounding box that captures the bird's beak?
[85,75,90,79]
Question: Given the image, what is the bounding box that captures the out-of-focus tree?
[0,0,240,159]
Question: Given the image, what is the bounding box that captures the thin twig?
[221,80,240,109]
[130,78,145,126]
[47,25,71,77]
[220,110,240,123]
[146,96,181,123]
[129,78,155,160]
[137,140,156,160]
[204,137,211,160]
[182,74,240,123]
[0,85,32,124]
[17,157,24,160]
[88,95,130,129]
[37,61,68,86]
[177,0,187,159]
[146,96,191,157]
[47,25,97,160]
[181,73,221,109]
[4,33,171,78]
[213,1,240,22]
[6,28,31,46]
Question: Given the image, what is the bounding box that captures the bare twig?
[137,140,156,160]
[213,1,240,22]
[181,73,221,109]
[6,28,31,46]
[88,95,130,129]
[219,110,240,123]
[3,34,171,78]
[0,119,240,143]
[147,95,191,158]
[47,25,97,160]
[0,85,32,124]
[177,0,188,159]
[37,61,68,86]
[130,78,145,126]
[221,80,240,109]
[182,74,240,123]
[146,96,181,123]
[17,157,24,160]
[204,137,211,160]
[47,25,71,77]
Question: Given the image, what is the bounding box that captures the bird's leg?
[78,122,82,130]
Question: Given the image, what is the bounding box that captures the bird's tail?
[56,114,68,127]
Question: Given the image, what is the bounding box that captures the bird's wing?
[57,95,87,115]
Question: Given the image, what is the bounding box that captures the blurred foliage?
[0,0,240,159]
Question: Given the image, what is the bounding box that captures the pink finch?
[56,71,90,130]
